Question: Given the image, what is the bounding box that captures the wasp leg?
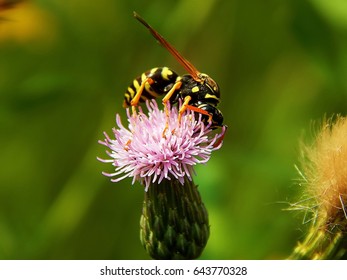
[177,95,192,124]
[179,98,212,124]
[161,81,182,136]
[162,81,182,113]
[162,81,182,102]
[130,77,155,107]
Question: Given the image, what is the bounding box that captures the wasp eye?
[199,73,219,93]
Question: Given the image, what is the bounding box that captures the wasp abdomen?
[123,67,179,107]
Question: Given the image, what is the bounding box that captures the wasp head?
[198,73,219,93]
[196,73,221,105]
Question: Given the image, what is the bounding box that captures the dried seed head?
[300,116,347,227]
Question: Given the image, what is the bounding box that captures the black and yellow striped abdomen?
[123,67,179,107]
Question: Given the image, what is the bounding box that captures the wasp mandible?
[124,12,224,129]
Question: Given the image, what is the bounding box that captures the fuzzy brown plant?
[289,116,347,259]
[302,116,347,225]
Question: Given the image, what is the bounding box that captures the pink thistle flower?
[98,100,225,191]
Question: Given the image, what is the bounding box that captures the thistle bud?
[140,178,209,260]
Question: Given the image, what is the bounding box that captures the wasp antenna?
[133,11,151,29]
[133,11,201,81]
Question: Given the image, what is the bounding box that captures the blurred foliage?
[0,0,347,259]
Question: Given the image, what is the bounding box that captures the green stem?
[140,177,209,260]
[288,221,347,260]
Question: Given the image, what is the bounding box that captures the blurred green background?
[1,0,347,259]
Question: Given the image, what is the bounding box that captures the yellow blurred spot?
[0,1,57,44]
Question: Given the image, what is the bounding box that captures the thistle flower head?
[299,116,347,225]
[98,100,225,191]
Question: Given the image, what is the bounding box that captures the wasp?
[124,12,224,130]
